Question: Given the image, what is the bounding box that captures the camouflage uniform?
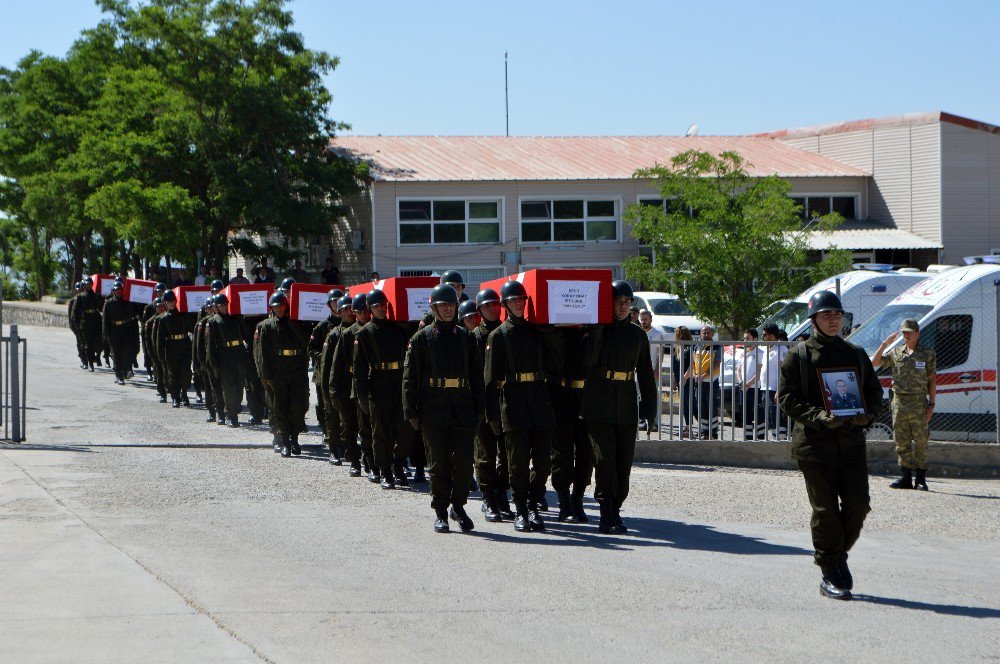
[882,345,936,470]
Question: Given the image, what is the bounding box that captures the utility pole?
[505,51,509,137]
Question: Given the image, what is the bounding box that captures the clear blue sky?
[2,0,997,136]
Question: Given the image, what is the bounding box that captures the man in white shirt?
[738,328,765,440]
[758,323,789,438]
[193,266,209,286]
[639,310,666,432]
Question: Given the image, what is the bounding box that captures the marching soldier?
[354,289,416,489]
[580,281,657,534]
[154,290,193,407]
[243,309,269,426]
[146,297,169,402]
[69,281,88,369]
[206,292,249,427]
[440,269,471,303]
[321,295,360,472]
[332,294,376,479]
[256,292,310,457]
[72,277,104,371]
[872,318,937,491]
[102,280,137,385]
[308,289,345,460]
[193,298,220,422]
[778,291,882,601]
[141,283,167,380]
[484,280,562,532]
[403,284,485,532]
[552,325,593,523]
[252,310,282,451]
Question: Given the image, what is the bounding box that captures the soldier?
[778,291,882,601]
[484,280,562,532]
[551,325,594,523]
[206,292,250,428]
[72,277,105,372]
[440,269,471,303]
[403,284,485,532]
[102,280,135,384]
[580,281,657,534]
[321,295,361,473]
[354,289,416,489]
[458,300,481,332]
[872,318,937,491]
[830,380,861,411]
[193,298,220,421]
[141,283,167,380]
[146,297,169,402]
[471,288,512,521]
[332,293,376,478]
[243,306,269,427]
[252,310,282,452]
[192,280,226,405]
[154,291,194,407]
[308,289,345,460]
[256,292,310,457]
[68,281,88,369]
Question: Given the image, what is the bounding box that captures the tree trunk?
[165,255,173,288]
[101,230,113,274]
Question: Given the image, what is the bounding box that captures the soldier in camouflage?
[872,318,937,491]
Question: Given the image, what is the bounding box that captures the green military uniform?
[354,316,415,481]
[778,332,883,570]
[403,319,485,512]
[68,289,87,367]
[193,310,218,418]
[206,310,249,424]
[243,314,269,423]
[253,315,281,447]
[309,313,341,455]
[881,344,935,471]
[484,316,561,517]
[320,318,358,466]
[551,327,594,517]
[581,318,657,529]
[256,314,310,441]
[72,289,104,369]
[331,317,372,474]
[140,299,160,377]
[102,293,137,382]
[146,307,168,401]
[154,308,193,405]
[472,317,509,503]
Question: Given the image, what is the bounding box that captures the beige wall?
[939,123,1000,263]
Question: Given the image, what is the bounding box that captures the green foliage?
[624,150,851,337]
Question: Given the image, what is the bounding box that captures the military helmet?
[112,279,124,290]
[202,296,214,309]
[611,280,634,300]
[366,289,388,308]
[74,281,83,290]
[430,283,459,305]
[336,294,353,311]
[84,276,93,285]
[269,292,288,307]
[475,288,500,309]
[279,277,296,291]
[352,293,370,312]
[500,280,527,302]
[162,291,177,302]
[807,290,844,318]
[214,293,229,307]
[210,279,224,292]
[458,300,479,320]
[440,269,464,287]
[154,282,167,292]
[154,296,165,306]
[327,288,345,303]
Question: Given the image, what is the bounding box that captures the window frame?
[789,193,860,221]
[396,196,504,247]
[517,195,622,246]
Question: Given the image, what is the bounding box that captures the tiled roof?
[329,135,870,182]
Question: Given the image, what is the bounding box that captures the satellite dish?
[685,123,699,137]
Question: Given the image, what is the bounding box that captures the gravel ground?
[2,325,999,663]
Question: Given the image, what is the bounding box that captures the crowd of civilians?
[149,256,354,289]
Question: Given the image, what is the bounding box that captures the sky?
[1,0,998,137]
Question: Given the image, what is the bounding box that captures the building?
[242,111,998,285]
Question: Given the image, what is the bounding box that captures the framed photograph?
[817,366,866,417]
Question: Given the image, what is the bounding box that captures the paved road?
[2,326,999,663]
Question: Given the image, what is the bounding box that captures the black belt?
[226,340,245,348]
[560,378,585,389]
[605,371,635,381]
[279,349,302,356]
[168,334,187,341]
[428,378,468,388]
[374,361,401,370]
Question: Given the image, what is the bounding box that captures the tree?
[623,150,851,338]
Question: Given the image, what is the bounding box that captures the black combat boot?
[513,500,531,532]
[159,394,167,403]
[361,453,372,475]
[329,450,343,466]
[380,467,395,489]
[217,413,227,426]
[280,435,291,458]
[434,508,450,533]
[171,396,181,408]
[182,392,191,407]
[349,459,362,477]
[248,416,262,425]
[820,564,852,600]
[614,506,629,534]
[556,488,575,522]
[229,417,240,428]
[598,502,624,535]
[571,488,588,523]
[367,461,381,483]
[482,490,502,523]
[497,491,515,519]
[393,459,409,487]
[528,501,546,532]
[272,431,282,453]
[412,466,426,483]
[289,435,301,456]
[889,466,913,489]
[837,553,853,591]
[449,505,475,532]
[914,468,929,491]
[206,409,217,422]
[536,494,549,511]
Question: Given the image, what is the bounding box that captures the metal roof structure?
[329,135,870,182]
[801,228,942,251]
[753,111,1000,140]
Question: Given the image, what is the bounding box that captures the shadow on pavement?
[853,594,1000,618]
[0,444,94,453]
[634,461,717,473]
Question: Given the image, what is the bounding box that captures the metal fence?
[1,324,27,442]
[645,307,1000,444]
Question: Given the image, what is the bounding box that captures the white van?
[762,267,931,340]
[849,263,1000,441]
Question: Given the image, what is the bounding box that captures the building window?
[519,198,618,243]
[398,199,501,245]
[792,196,857,220]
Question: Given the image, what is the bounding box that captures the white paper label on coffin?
[405,288,434,321]
[546,280,600,324]
[238,290,269,316]
[185,290,212,311]
[297,291,330,321]
[128,285,154,304]
[98,279,115,296]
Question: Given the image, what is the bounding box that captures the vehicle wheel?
[865,421,893,442]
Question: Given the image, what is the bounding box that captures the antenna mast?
[505,51,509,137]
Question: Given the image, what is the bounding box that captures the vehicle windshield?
[648,298,692,316]
[848,304,933,355]
[760,301,808,334]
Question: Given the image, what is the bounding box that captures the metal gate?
[1,324,27,442]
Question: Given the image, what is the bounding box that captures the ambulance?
[849,261,1000,441]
